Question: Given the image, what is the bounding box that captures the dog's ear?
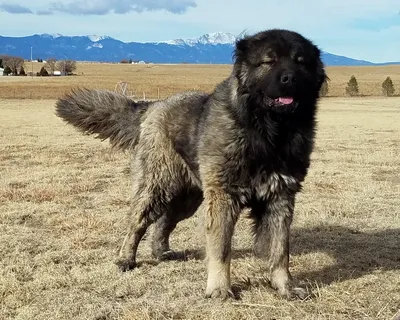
[236,38,248,53]
[234,38,249,61]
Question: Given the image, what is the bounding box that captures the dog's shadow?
[289,225,400,286]
[230,225,399,291]
[141,225,399,298]
[164,225,399,287]
[230,225,400,299]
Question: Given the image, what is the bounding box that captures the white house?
[0,68,4,76]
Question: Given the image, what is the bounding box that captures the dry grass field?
[0,62,400,99]
[0,95,399,320]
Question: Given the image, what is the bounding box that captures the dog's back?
[55,88,209,157]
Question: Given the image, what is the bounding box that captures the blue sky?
[0,0,399,62]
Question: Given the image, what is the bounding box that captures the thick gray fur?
[55,28,327,301]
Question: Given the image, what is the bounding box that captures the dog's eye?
[295,56,305,63]
[258,59,275,66]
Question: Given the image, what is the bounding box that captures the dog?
[55,28,327,300]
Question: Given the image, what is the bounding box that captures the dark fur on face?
[55,29,326,301]
[233,29,326,115]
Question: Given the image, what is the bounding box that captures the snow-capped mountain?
[87,35,112,42]
[40,33,63,39]
[0,32,397,65]
[159,32,237,46]
[40,33,111,42]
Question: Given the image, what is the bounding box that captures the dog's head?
[233,29,327,114]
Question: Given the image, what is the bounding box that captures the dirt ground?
[0,97,399,320]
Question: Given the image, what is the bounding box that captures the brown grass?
[0,97,399,320]
[1,62,400,99]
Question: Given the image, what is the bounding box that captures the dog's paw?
[270,269,310,300]
[115,258,137,272]
[205,287,234,300]
[278,285,309,301]
[157,250,180,261]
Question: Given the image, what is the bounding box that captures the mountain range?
[0,32,398,66]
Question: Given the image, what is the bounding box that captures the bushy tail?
[55,88,150,150]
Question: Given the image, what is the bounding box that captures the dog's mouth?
[274,97,294,106]
[264,95,298,109]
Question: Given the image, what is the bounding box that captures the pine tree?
[39,66,49,76]
[3,66,12,76]
[19,66,26,76]
[382,76,395,96]
[345,75,359,96]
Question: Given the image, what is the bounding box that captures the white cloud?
[2,0,197,15]
[0,3,33,14]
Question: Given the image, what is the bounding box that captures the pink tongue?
[275,97,293,105]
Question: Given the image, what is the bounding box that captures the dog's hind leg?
[115,188,166,271]
[151,187,203,260]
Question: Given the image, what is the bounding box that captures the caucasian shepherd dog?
[55,29,327,300]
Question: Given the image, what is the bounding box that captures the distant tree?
[39,66,49,76]
[46,58,57,75]
[382,76,395,96]
[128,58,133,64]
[0,58,3,68]
[120,59,129,64]
[320,78,329,97]
[3,56,24,76]
[56,59,77,75]
[3,66,12,76]
[19,66,26,76]
[345,75,359,96]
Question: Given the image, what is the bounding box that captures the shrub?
[345,75,359,96]
[120,59,129,64]
[382,76,395,96]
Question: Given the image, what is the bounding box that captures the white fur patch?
[255,173,298,200]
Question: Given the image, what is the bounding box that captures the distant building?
[0,68,4,76]
[131,60,147,64]
[53,70,62,76]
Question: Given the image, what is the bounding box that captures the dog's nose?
[281,72,296,84]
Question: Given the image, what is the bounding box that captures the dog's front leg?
[253,194,308,300]
[204,188,240,300]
